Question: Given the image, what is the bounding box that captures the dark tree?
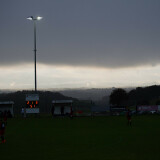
[128,85,160,105]
[109,88,128,106]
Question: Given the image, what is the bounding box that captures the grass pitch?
[1,115,160,160]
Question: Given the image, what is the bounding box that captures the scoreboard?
[25,94,39,113]
[26,100,39,108]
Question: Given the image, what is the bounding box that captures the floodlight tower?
[27,16,43,92]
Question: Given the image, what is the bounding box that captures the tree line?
[109,85,160,106]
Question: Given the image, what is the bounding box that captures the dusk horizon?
[1,0,160,90]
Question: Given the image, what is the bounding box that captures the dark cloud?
[1,0,160,68]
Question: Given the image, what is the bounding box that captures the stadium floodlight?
[27,16,33,20]
[27,16,43,21]
[37,16,43,20]
[27,16,43,92]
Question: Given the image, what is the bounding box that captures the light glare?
[37,16,43,20]
[27,16,33,20]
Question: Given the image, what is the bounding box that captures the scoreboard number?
[26,101,39,108]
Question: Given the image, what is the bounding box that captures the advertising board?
[137,106,159,112]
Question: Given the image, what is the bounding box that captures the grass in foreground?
[0,115,160,160]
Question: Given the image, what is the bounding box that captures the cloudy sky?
[1,0,160,90]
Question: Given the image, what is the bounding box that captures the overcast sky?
[1,0,160,89]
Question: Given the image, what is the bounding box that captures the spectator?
[70,107,73,119]
[126,109,132,126]
[61,106,64,116]
[0,119,6,143]
[51,105,55,118]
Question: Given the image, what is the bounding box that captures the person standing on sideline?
[126,109,132,126]
[0,119,6,143]
[51,105,55,118]
[70,106,73,119]
[61,106,64,117]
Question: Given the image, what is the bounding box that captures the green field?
[1,115,160,160]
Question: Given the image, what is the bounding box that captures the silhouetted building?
[52,100,73,116]
[0,101,14,117]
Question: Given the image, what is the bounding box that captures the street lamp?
[27,16,43,92]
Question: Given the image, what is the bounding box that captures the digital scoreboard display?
[26,94,39,108]
[26,100,39,108]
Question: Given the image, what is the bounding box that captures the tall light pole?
[27,16,43,92]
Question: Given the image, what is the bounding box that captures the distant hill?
[59,88,115,101]
[0,87,134,101]
[59,87,134,102]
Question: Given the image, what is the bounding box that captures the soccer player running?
[0,119,6,143]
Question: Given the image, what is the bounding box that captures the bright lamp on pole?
[27,16,42,92]
[27,16,43,21]
[37,16,43,20]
